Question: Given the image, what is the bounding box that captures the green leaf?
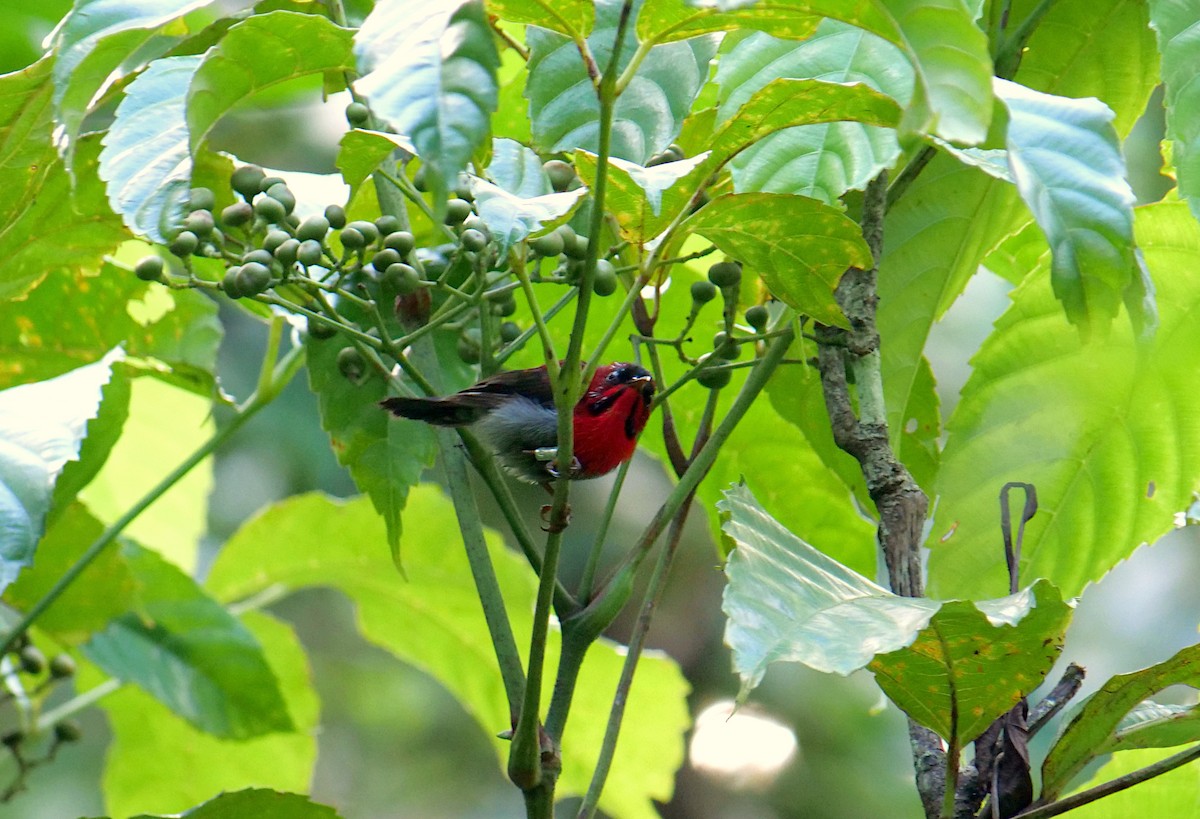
[1042,642,1200,799]
[0,350,121,592]
[869,579,1071,745]
[573,150,709,244]
[355,0,499,207]
[996,78,1140,334]
[982,218,1049,286]
[486,137,551,198]
[336,129,416,199]
[1062,746,1200,819]
[83,542,293,738]
[683,192,871,327]
[715,23,912,205]
[1149,0,1200,223]
[305,335,437,563]
[3,501,138,644]
[720,482,940,695]
[99,56,199,244]
[473,140,587,250]
[1017,0,1159,140]
[188,11,354,152]
[929,202,1200,599]
[102,612,319,817]
[133,788,341,819]
[486,0,594,39]
[526,0,717,164]
[636,0,821,43]
[1108,701,1200,754]
[49,0,215,165]
[205,489,690,818]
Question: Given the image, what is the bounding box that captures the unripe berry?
[221,201,253,227]
[530,231,564,257]
[169,230,199,257]
[337,347,365,380]
[262,230,290,254]
[49,654,76,679]
[383,263,420,294]
[19,646,45,675]
[297,215,330,242]
[242,248,274,267]
[444,198,472,225]
[339,227,365,250]
[713,331,742,360]
[274,238,300,266]
[307,316,338,340]
[457,328,482,364]
[184,209,214,237]
[236,262,272,296]
[460,228,487,252]
[254,195,287,224]
[54,720,83,743]
[222,266,244,298]
[593,259,618,296]
[543,159,575,192]
[375,215,400,236]
[372,248,402,271]
[697,363,732,389]
[455,174,475,202]
[562,231,589,261]
[134,256,164,282]
[745,304,769,331]
[690,280,717,304]
[499,321,522,343]
[264,183,296,214]
[231,164,266,199]
[412,165,429,192]
[490,290,517,316]
[324,204,347,229]
[345,101,370,126]
[346,220,379,245]
[188,187,215,212]
[384,230,415,256]
[297,239,324,266]
[708,261,741,289]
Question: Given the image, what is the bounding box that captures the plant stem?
[0,345,305,657]
[577,459,632,601]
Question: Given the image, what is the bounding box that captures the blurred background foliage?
[2,5,1197,818]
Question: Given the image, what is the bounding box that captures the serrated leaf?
[0,350,121,592]
[1150,0,1200,223]
[83,542,293,738]
[205,489,689,818]
[683,192,870,326]
[721,482,941,694]
[99,56,199,243]
[1108,700,1200,754]
[716,23,911,205]
[188,11,354,152]
[983,219,1049,285]
[1042,642,1200,799]
[133,788,341,819]
[636,0,821,43]
[471,178,586,251]
[336,129,416,199]
[305,335,436,562]
[356,0,499,207]
[486,137,551,198]
[526,0,717,164]
[49,0,218,164]
[102,613,318,817]
[996,78,1140,333]
[572,150,708,243]
[486,0,594,39]
[869,579,1071,745]
[929,203,1200,599]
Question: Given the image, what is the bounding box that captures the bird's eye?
[605,369,621,383]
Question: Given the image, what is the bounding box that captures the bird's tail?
[380,395,500,426]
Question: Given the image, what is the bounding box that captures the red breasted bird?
[380,362,655,484]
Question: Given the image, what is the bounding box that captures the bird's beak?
[630,374,655,397]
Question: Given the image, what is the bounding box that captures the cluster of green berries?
[686,260,768,390]
[1,638,82,750]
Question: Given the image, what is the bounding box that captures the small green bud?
[690,280,717,304]
[708,261,741,289]
[745,304,769,331]
[345,101,370,126]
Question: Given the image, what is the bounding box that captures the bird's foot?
[540,502,572,533]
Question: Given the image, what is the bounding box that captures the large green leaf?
[526,0,717,164]
[996,78,1142,334]
[1042,643,1200,800]
[486,0,594,39]
[355,0,499,206]
[305,335,436,563]
[1107,701,1200,754]
[1149,0,1200,223]
[133,789,341,819]
[929,203,1200,599]
[205,489,690,819]
[102,612,318,817]
[1016,0,1159,140]
[82,542,294,739]
[721,482,940,695]
[336,129,416,200]
[571,149,707,243]
[188,11,354,152]
[636,0,821,43]
[472,141,586,250]
[870,579,1071,746]
[99,56,200,243]
[1063,747,1200,818]
[0,351,121,592]
[715,23,912,205]
[683,192,871,326]
[49,0,220,164]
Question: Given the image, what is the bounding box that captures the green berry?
[221,201,253,227]
[254,195,287,223]
[184,209,214,236]
[455,174,475,202]
[592,259,618,296]
[169,230,199,257]
[444,198,472,225]
[384,230,415,256]
[307,316,337,340]
[265,183,296,214]
[697,364,732,390]
[339,227,365,249]
[222,266,244,298]
[242,248,274,267]
[383,263,420,295]
[713,331,742,360]
[562,231,589,260]
[372,248,402,271]
[236,262,272,296]
[460,228,487,252]
[134,256,164,282]
[324,204,347,229]
[297,239,324,266]
[231,164,266,199]
[259,175,286,192]
[456,329,482,364]
[543,159,575,192]
[708,261,741,289]
[690,280,717,304]
[337,347,365,380]
[262,229,290,254]
[54,720,83,744]
[412,165,429,192]
[296,215,330,242]
[345,101,370,126]
[374,215,400,236]
[499,321,522,343]
[274,238,300,266]
[346,220,379,245]
[19,645,45,675]
[745,304,769,331]
[530,231,563,257]
[490,290,517,316]
[188,187,215,212]
[49,654,76,679]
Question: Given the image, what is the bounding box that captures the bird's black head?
[601,362,656,398]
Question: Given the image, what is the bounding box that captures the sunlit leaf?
[1149,0,1200,222]
[1063,746,1200,819]
[132,788,341,819]
[636,0,821,43]
[486,0,594,39]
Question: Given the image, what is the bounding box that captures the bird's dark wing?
[380,366,553,426]
[462,366,553,407]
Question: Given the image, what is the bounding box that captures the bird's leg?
[538,482,573,533]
